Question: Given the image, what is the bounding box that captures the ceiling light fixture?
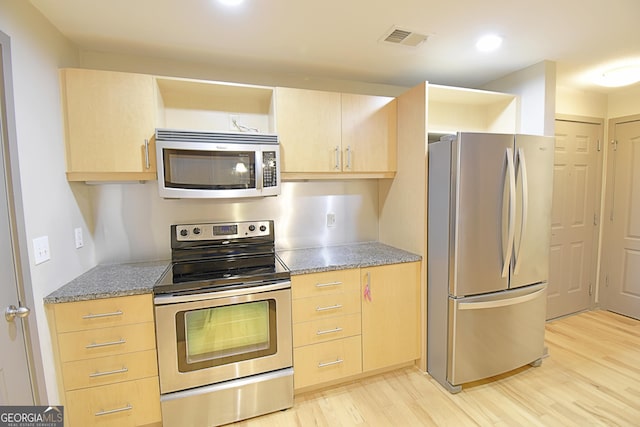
[595,63,640,87]
[218,0,244,6]
[476,34,503,53]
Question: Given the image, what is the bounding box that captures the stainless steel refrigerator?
[427,132,554,393]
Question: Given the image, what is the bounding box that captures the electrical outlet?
[74,228,84,249]
[326,212,336,228]
[33,236,50,265]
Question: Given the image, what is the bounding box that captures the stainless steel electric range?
[153,220,292,427]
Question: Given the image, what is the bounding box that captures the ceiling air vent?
[381,26,429,47]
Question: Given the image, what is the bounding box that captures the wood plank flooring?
[231,310,640,426]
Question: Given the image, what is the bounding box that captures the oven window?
[163,149,256,190]
[176,299,277,372]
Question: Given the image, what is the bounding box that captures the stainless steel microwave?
[155,129,281,199]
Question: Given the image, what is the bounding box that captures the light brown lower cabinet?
[293,335,363,389]
[291,262,420,391]
[65,377,160,426]
[46,294,162,426]
[361,262,421,372]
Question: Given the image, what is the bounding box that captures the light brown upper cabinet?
[275,87,397,179]
[60,68,158,181]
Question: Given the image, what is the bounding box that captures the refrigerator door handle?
[458,288,545,310]
[502,148,516,278]
[514,148,529,274]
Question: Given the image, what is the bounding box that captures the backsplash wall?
[90,180,380,263]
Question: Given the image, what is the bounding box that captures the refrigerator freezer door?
[511,135,555,288]
[447,283,547,386]
[451,132,514,297]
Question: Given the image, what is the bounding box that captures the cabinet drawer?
[292,269,360,299]
[293,313,361,347]
[293,291,360,323]
[53,294,153,333]
[58,322,156,362]
[62,349,158,391]
[65,376,161,427]
[293,336,362,390]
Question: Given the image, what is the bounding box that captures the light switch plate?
[74,227,84,249]
[33,236,50,265]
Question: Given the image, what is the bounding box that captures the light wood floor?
[232,310,640,426]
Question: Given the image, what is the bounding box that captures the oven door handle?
[153,280,291,305]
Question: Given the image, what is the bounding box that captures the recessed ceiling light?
[476,34,503,53]
[218,0,244,6]
[595,64,640,87]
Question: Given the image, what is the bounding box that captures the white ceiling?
[30,0,640,93]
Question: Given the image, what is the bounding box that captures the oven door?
[154,282,292,394]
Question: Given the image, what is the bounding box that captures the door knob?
[5,305,30,322]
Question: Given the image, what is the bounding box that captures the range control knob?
[260,225,267,232]
[193,227,201,235]
[248,225,256,232]
[179,229,188,237]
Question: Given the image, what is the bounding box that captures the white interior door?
[0,35,34,405]
[602,118,640,320]
[547,119,601,320]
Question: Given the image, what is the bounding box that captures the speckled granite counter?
[44,243,420,303]
[277,242,421,275]
[44,260,169,304]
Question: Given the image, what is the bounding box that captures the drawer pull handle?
[318,358,344,368]
[317,327,343,335]
[315,281,342,288]
[82,310,123,319]
[95,404,133,417]
[86,338,126,349]
[316,304,342,312]
[89,367,129,378]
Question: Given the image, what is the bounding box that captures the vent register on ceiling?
[381,26,429,47]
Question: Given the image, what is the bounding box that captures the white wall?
[608,84,640,119]
[0,0,94,403]
[78,50,407,97]
[483,61,557,136]
[556,86,608,118]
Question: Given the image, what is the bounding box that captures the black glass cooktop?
[154,254,290,296]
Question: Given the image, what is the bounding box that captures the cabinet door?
[275,87,341,173]
[361,262,420,372]
[61,68,157,181]
[342,94,397,173]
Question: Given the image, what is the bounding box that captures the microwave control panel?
[263,151,278,188]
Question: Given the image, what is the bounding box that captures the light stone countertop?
[43,260,169,304]
[44,242,421,303]
[277,242,421,275]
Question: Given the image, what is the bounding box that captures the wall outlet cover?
[327,213,336,228]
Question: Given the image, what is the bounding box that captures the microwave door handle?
[256,151,263,190]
